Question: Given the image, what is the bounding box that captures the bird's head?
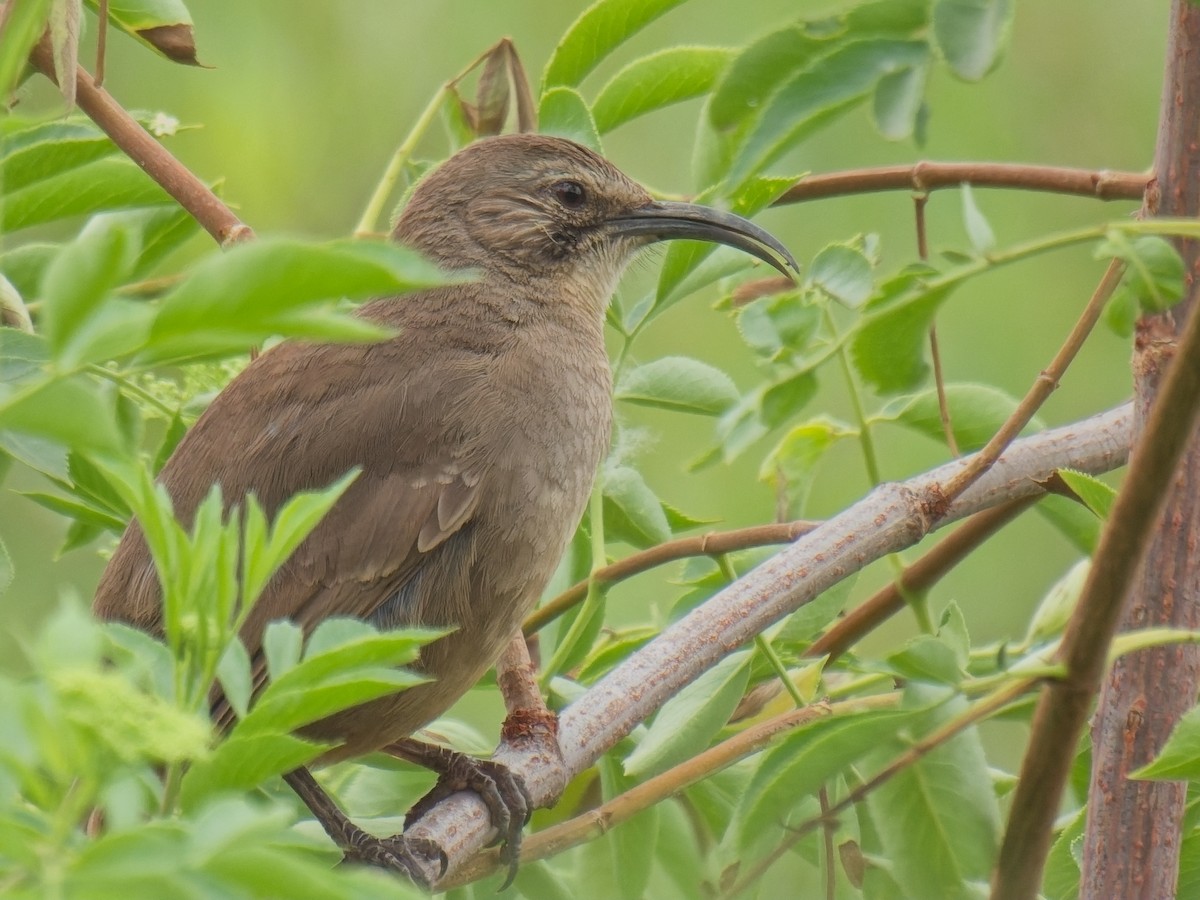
[393,134,797,306]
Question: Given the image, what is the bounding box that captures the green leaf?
[0,118,117,191]
[733,706,924,854]
[873,62,929,139]
[0,535,12,596]
[143,238,446,364]
[592,47,733,134]
[238,671,423,738]
[104,202,204,278]
[878,382,1027,451]
[241,470,360,608]
[865,689,1000,899]
[887,634,965,685]
[1101,232,1186,315]
[710,369,819,464]
[0,242,59,300]
[579,756,660,900]
[736,290,820,360]
[1056,469,1117,520]
[18,490,127,532]
[809,242,873,307]
[1037,493,1101,555]
[852,268,953,393]
[1024,560,1088,647]
[774,575,857,651]
[0,0,52,98]
[760,416,855,515]
[708,25,822,131]
[0,374,126,455]
[217,638,253,721]
[625,650,751,778]
[960,183,997,254]
[542,0,692,89]
[616,356,738,416]
[179,733,329,811]
[40,216,141,363]
[1133,706,1200,780]
[537,87,601,152]
[262,620,304,684]
[1042,806,1085,900]
[933,0,1013,81]
[2,157,172,233]
[731,39,931,184]
[602,465,671,547]
[83,0,200,65]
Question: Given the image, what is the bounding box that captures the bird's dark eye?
[552,180,587,209]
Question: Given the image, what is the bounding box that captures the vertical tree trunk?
[1081,5,1200,897]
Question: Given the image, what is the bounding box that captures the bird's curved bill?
[607,200,799,280]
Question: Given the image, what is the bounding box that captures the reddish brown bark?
[1081,6,1200,897]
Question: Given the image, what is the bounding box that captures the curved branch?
[402,403,1133,887]
[775,162,1149,207]
[524,519,820,635]
[28,37,253,247]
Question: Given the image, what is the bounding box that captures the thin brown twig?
[774,162,1149,207]
[442,694,898,888]
[28,37,252,247]
[729,678,1034,898]
[935,258,1126,510]
[523,519,820,635]
[819,785,836,900]
[95,0,108,86]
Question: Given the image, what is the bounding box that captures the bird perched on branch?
[94,133,797,886]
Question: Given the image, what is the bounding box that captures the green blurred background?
[1,0,1165,732]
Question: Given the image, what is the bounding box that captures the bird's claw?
[405,754,530,890]
[342,831,447,888]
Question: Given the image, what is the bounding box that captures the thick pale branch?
[404,404,1132,886]
[28,38,252,247]
[776,162,1148,206]
[524,519,820,634]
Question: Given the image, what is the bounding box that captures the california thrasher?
[94,133,797,885]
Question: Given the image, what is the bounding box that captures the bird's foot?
[341,830,447,889]
[395,741,530,889]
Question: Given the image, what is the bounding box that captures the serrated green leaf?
[731,39,931,184]
[537,87,601,151]
[1131,706,1200,780]
[593,47,733,134]
[2,157,171,233]
[143,238,446,364]
[933,0,1013,81]
[0,374,126,455]
[873,62,928,139]
[262,620,304,684]
[1056,469,1117,520]
[625,650,751,778]
[40,216,141,363]
[1037,493,1100,555]
[616,355,738,416]
[0,118,116,191]
[760,416,854,515]
[852,271,953,393]
[603,464,671,547]
[736,290,820,359]
[809,242,873,307]
[542,0,692,89]
[1101,232,1186,315]
[709,25,821,130]
[887,634,965,685]
[877,382,1027,451]
[865,689,1000,899]
[179,732,328,812]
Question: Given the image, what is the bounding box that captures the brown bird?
[93,133,797,884]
